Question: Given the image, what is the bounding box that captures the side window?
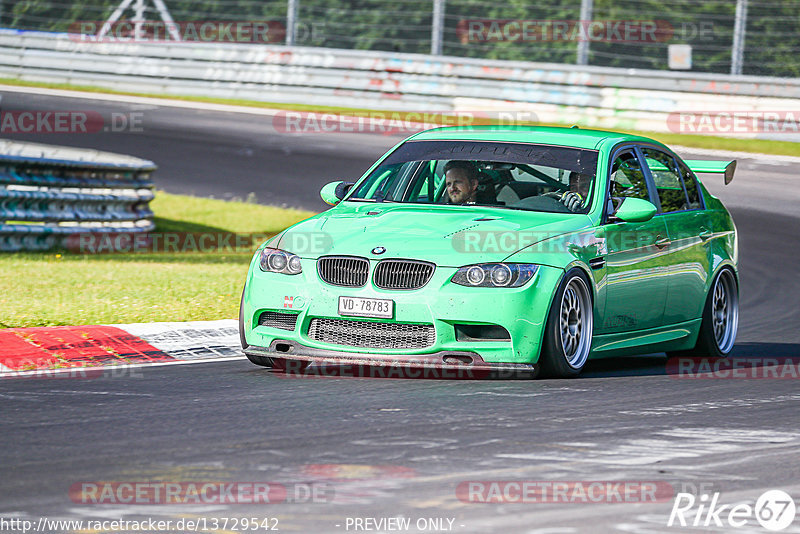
[410,161,444,202]
[677,160,703,209]
[642,148,689,213]
[610,151,650,202]
[353,161,420,201]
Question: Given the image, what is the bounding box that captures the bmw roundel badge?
[371,246,386,255]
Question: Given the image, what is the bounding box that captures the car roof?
[407,125,661,151]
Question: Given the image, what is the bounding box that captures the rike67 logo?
[668,490,796,531]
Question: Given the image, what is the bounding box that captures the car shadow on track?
[729,341,800,358]
[239,343,800,380]
[581,342,800,379]
[581,354,668,378]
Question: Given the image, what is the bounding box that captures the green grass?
[0,192,315,328]
[3,77,800,157]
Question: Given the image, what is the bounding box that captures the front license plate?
[338,296,394,319]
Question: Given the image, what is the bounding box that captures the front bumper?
[242,258,563,366]
[245,341,537,378]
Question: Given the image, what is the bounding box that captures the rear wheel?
[539,269,594,378]
[240,287,274,368]
[669,268,738,358]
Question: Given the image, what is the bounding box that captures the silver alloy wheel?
[559,276,593,368]
[712,269,739,354]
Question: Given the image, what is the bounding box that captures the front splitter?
[245,340,537,379]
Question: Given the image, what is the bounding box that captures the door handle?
[589,256,606,270]
[698,228,713,241]
[655,236,671,249]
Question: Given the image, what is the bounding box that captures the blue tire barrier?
[0,140,156,252]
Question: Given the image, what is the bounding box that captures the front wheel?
[539,269,594,378]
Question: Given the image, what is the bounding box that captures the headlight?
[452,263,538,288]
[259,248,303,275]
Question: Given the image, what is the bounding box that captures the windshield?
[347,140,599,214]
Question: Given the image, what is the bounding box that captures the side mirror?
[320,181,354,205]
[613,197,657,223]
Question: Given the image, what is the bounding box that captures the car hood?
[273,202,593,267]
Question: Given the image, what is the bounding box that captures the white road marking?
[496,428,800,466]
[109,319,241,360]
[618,394,800,416]
[457,391,547,397]
[4,390,153,396]
[0,354,246,379]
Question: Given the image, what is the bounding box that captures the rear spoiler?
[683,159,737,185]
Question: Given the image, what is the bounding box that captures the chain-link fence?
[2,0,799,78]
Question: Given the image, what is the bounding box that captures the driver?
[444,161,479,204]
[561,171,592,212]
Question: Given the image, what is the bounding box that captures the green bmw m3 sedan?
[240,125,739,378]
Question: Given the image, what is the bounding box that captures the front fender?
[505,227,605,353]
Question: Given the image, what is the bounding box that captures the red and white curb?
[0,319,243,378]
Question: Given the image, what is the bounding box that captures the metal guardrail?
[0,29,799,137]
[0,139,156,252]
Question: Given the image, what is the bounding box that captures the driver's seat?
[496,181,541,204]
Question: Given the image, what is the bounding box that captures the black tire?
[668,268,738,358]
[240,287,274,368]
[539,268,594,378]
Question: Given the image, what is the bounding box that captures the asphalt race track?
[0,88,394,211]
[1,89,800,533]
